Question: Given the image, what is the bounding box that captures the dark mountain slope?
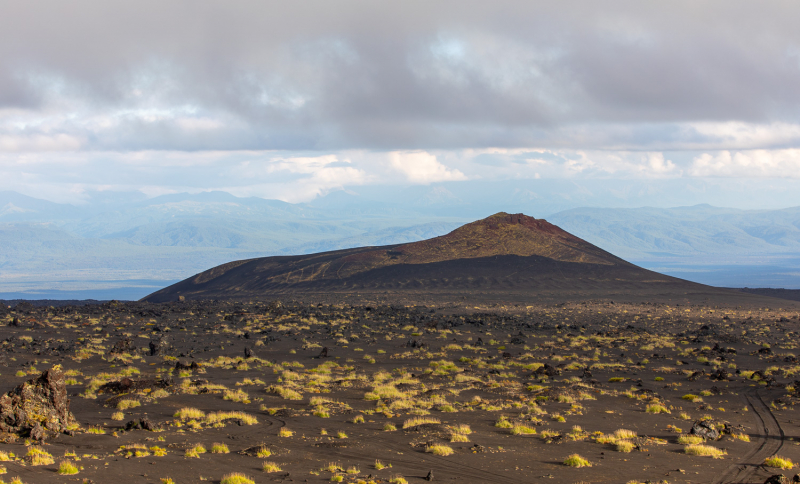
[143,212,769,305]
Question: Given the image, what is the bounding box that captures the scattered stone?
[125,417,156,431]
[764,475,789,484]
[149,336,171,356]
[689,419,720,440]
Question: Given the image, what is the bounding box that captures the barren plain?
[0,298,799,484]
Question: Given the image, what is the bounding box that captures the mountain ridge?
[142,212,749,305]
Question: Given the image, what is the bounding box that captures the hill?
[143,212,765,305]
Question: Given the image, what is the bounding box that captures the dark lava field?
[0,298,799,484]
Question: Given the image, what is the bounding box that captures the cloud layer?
[3,1,800,152]
[1,1,800,206]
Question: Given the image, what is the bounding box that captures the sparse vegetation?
[684,444,726,458]
[563,454,591,467]
[764,456,795,469]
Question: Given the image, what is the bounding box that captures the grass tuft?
[425,444,454,456]
[563,454,591,467]
[684,444,726,458]
[677,434,704,445]
[764,455,794,469]
[262,461,282,472]
[220,473,256,484]
[403,417,440,429]
[57,460,80,475]
[210,443,229,454]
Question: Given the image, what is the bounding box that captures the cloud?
[1,2,800,152]
[0,133,82,152]
[390,151,467,183]
[690,149,800,177]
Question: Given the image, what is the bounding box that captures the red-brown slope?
[142,212,721,303]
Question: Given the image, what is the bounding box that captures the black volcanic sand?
[1,299,800,484]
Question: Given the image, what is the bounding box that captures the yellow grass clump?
[563,454,591,467]
[205,411,258,425]
[262,461,282,472]
[511,424,537,435]
[426,444,454,456]
[403,417,440,429]
[185,444,207,458]
[220,473,256,484]
[174,407,206,419]
[646,404,670,414]
[677,434,704,445]
[684,444,726,459]
[210,443,229,454]
[116,399,140,410]
[616,440,636,453]
[614,429,637,440]
[764,455,795,469]
[57,461,80,475]
[26,447,54,466]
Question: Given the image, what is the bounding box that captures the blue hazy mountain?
[2,189,800,299]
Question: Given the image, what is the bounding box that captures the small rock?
[764,475,789,484]
[690,419,720,440]
[29,422,46,441]
[425,470,433,481]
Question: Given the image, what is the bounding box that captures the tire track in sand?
[713,389,784,484]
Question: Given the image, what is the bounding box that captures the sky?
[2,1,800,207]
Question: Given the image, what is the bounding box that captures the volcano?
[143,212,747,304]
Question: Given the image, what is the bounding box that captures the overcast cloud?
[2,1,800,205]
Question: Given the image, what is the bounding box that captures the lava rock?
[0,366,77,438]
[689,419,720,440]
[764,475,789,484]
[149,336,171,356]
[125,417,156,431]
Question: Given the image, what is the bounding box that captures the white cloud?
[690,149,800,177]
[687,122,800,149]
[225,154,371,202]
[389,151,467,183]
[0,134,82,152]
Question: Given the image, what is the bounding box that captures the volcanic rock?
[149,336,171,356]
[689,419,720,440]
[764,475,789,484]
[0,366,77,438]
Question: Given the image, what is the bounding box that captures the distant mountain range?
[2,188,800,299]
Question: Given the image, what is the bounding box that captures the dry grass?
[174,407,205,419]
[403,417,440,429]
[262,461,282,472]
[220,473,255,484]
[764,456,794,469]
[26,447,54,466]
[425,444,454,456]
[616,440,636,453]
[677,434,704,445]
[57,461,80,475]
[210,443,229,454]
[684,444,726,459]
[563,454,591,467]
